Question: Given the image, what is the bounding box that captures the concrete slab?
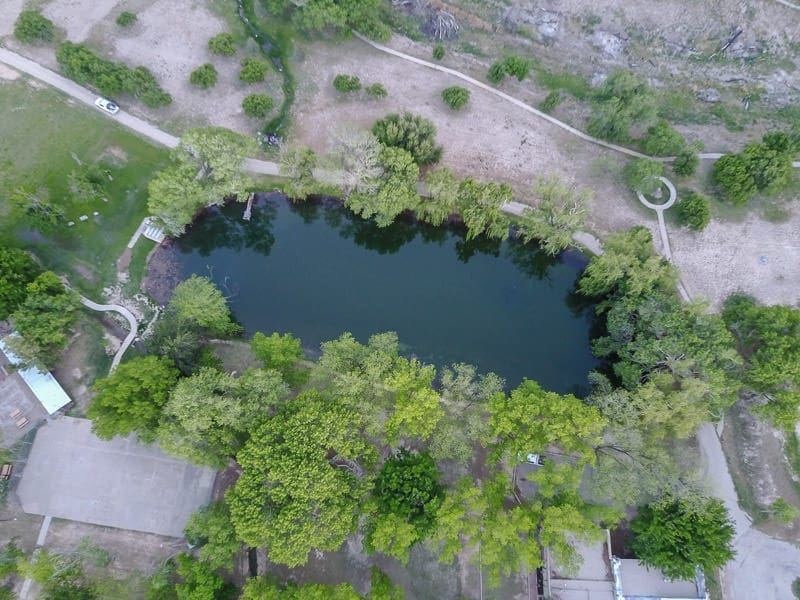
[0,357,47,446]
[17,417,215,537]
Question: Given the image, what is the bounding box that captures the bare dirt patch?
[0,64,20,81]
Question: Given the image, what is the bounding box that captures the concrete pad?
[17,417,214,537]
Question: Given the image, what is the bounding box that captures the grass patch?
[535,67,591,100]
[124,238,156,297]
[0,79,168,295]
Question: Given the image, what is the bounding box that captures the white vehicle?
[94,97,120,115]
[517,452,545,466]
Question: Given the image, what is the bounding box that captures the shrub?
[372,112,443,166]
[539,90,562,113]
[14,10,54,44]
[242,94,274,118]
[673,148,699,176]
[712,154,756,206]
[365,83,388,99]
[116,11,137,27]
[587,70,656,143]
[432,44,445,60]
[503,55,532,81]
[643,120,686,156]
[742,137,793,191]
[487,61,506,84]
[441,86,470,111]
[56,42,172,107]
[190,64,218,89]
[333,74,361,93]
[675,192,710,230]
[208,33,236,56]
[239,58,267,83]
[624,158,664,195]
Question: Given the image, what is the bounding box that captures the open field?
[0,76,168,293]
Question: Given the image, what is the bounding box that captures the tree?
[174,554,236,600]
[441,86,470,111]
[364,450,443,562]
[241,576,363,600]
[148,127,257,235]
[184,502,242,570]
[383,358,443,444]
[516,176,590,255]
[623,158,664,195]
[228,389,374,566]
[643,120,686,156]
[87,355,180,442]
[7,271,80,370]
[587,71,656,142]
[9,187,64,233]
[158,367,288,467]
[242,93,274,118]
[487,379,606,464]
[673,147,699,176]
[239,58,267,83]
[250,331,305,385]
[346,146,420,228]
[457,178,512,240]
[261,0,385,38]
[279,145,317,201]
[712,154,756,206]
[333,74,361,93]
[208,33,236,56]
[630,495,735,580]
[722,295,800,429]
[372,113,443,166]
[332,129,383,198]
[116,11,137,27]
[742,136,794,192]
[675,192,710,231]
[190,64,218,89]
[14,10,54,44]
[420,167,459,226]
[168,275,240,336]
[0,246,41,320]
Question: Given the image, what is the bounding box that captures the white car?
[94,97,120,115]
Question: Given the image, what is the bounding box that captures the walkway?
[78,296,138,373]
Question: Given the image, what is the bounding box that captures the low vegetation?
[242,93,275,118]
[487,54,533,84]
[623,158,664,195]
[14,10,54,44]
[372,112,443,166]
[441,86,470,111]
[115,11,137,27]
[239,57,268,83]
[587,71,656,143]
[333,74,362,93]
[365,83,388,99]
[208,32,236,56]
[190,63,218,89]
[56,42,172,108]
[675,192,711,231]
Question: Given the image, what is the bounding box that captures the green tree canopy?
[7,271,80,370]
[372,113,443,166]
[251,331,306,386]
[587,71,656,143]
[457,178,512,240]
[642,120,686,156]
[184,502,242,571]
[623,158,664,195]
[168,275,240,337]
[87,355,180,442]
[261,0,387,39]
[630,495,735,580]
[241,576,363,600]
[0,246,41,320]
[279,145,317,201]
[159,367,288,467]
[516,176,590,255]
[14,10,54,44]
[711,154,756,206]
[420,167,459,226]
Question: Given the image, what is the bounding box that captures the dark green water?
[170,195,598,393]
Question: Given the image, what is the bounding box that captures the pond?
[166,194,599,394]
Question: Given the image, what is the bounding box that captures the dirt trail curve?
[78,296,137,373]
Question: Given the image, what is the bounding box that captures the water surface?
[171,195,598,393]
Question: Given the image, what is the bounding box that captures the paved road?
[79,296,138,373]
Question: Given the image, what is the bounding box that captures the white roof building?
[0,337,71,415]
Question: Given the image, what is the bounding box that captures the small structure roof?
[0,337,71,415]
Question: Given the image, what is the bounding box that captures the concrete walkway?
[79,296,138,373]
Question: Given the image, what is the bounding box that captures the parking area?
[17,417,215,537]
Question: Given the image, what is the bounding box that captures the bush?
[432,44,445,60]
[643,120,686,156]
[242,93,275,118]
[441,86,470,111]
[190,64,218,89]
[14,10,54,44]
[675,192,710,230]
[365,83,387,99]
[487,62,506,84]
[333,74,361,93]
[372,112,443,166]
[587,70,656,143]
[539,90,562,113]
[208,33,236,56]
[673,148,699,176]
[712,154,756,206]
[503,55,532,81]
[624,158,664,195]
[56,42,172,107]
[116,11,137,27]
[239,58,267,83]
